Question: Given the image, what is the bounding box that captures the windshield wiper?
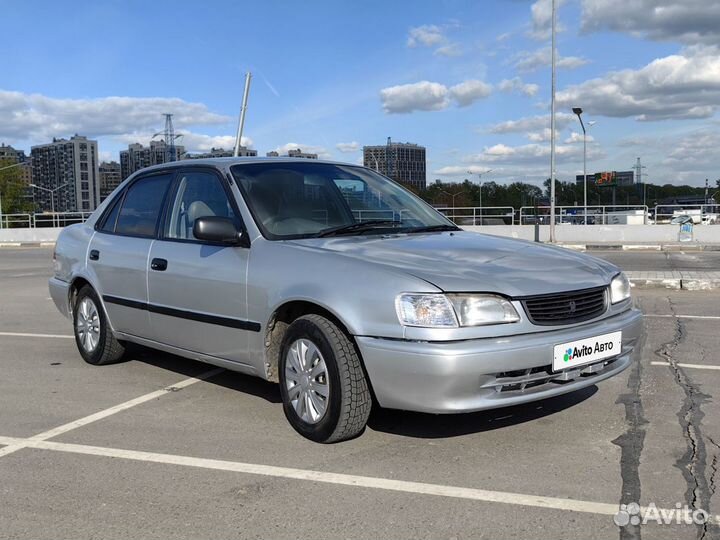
[405,224,460,233]
[316,220,403,238]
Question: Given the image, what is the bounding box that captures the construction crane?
[152,113,182,162]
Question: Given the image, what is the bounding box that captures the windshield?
[231,162,456,239]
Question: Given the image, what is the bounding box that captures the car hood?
[289,231,618,297]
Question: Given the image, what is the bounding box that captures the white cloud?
[462,141,603,165]
[273,142,331,160]
[113,131,252,154]
[380,81,450,113]
[528,0,567,40]
[336,141,360,153]
[514,47,589,73]
[581,0,720,45]
[448,80,492,107]
[661,129,720,168]
[556,45,720,121]
[564,131,594,144]
[526,128,561,142]
[407,23,463,56]
[0,89,230,144]
[380,79,492,113]
[434,165,501,176]
[407,25,445,48]
[488,113,576,134]
[499,77,540,97]
[434,43,462,57]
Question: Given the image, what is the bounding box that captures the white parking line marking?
[0,435,624,516]
[651,361,720,371]
[0,367,224,459]
[0,435,715,523]
[0,331,73,339]
[644,314,720,320]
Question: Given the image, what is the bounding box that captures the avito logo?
[564,340,615,362]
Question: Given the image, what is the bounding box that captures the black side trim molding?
[102,295,261,332]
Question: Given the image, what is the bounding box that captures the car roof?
[137,156,364,173]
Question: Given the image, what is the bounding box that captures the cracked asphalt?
[1,247,720,540]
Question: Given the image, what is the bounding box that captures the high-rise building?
[119,140,186,180]
[266,148,318,159]
[363,140,426,189]
[98,161,122,201]
[183,147,257,159]
[30,135,100,212]
[0,143,32,185]
[287,148,318,159]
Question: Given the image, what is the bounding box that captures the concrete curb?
[565,243,720,252]
[628,278,720,291]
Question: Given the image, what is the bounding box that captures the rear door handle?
[89,249,100,261]
[150,258,168,271]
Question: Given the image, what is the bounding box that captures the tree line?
[411,178,718,209]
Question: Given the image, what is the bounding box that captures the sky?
[1,0,719,187]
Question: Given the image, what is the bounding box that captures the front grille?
[521,286,607,326]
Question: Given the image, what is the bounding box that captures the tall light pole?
[468,169,492,225]
[571,107,588,225]
[549,0,558,241]
[438,189,467,221]
[234,72,253,157]
[30,182,68,227]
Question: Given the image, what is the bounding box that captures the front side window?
[231,162,454,239]
[165,171,239,241]
[114,173,173,237]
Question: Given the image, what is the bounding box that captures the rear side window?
[114,174,173,237]
[98,194,122,233]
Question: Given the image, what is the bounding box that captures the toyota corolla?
[50,158,645,442]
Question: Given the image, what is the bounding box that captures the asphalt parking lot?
[1,247,719,539]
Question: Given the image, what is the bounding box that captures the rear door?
[147,167,255,365]
[88,171,174,338]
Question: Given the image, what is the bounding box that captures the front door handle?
[150,258,168,271]
[89,249,99,261]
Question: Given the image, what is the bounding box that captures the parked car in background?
[50,158,645,442]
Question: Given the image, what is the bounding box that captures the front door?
[147,168,254,365]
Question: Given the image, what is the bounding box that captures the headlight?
[448,294,520,326]
[610,273,631,304]
[395,294,458,328]
[395,293,520,328]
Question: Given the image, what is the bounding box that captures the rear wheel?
[279,314,371,443]
[73,285,126,365]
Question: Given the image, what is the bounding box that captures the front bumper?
[357,308,644,413]
[49,277,71,320]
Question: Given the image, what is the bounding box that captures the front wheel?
[73,285,126,365]
[279,314,371,443]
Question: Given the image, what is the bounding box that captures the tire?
[73,285,126,366]
[278,314,371,443]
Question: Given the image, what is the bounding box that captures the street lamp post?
[30,182,68,227]
[572,107,588,225]
[549,0,557,242]
[438,189,467,222]
[468,169,492,225]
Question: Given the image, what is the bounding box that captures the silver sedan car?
[50,158,645,442]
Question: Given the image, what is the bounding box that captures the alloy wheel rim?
[285,338,329,424]
[76,297,100,353]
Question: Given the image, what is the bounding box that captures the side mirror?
[193,216,243,245]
